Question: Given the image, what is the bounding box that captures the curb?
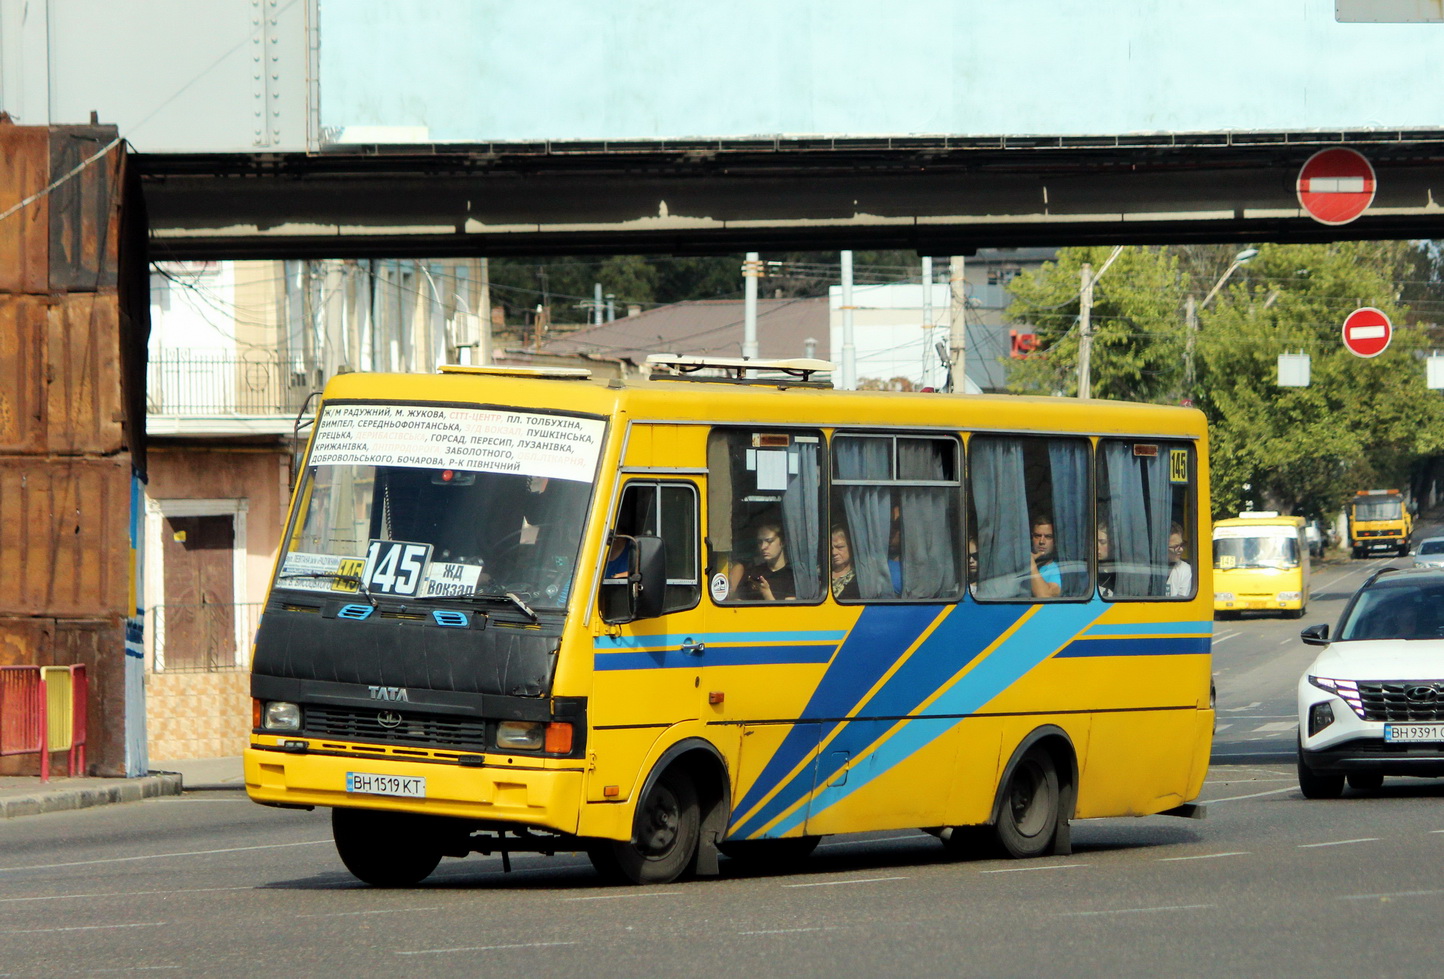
[0,772,183,819]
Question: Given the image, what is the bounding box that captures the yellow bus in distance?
[245,357,1214,886]
[1212,512,1309,619]
[1349,488,1412,558]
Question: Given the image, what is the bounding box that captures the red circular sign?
[1342,307,1392,358]
[1297,148,1376,226]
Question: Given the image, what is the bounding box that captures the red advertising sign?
[1297,148,1376,226]
[1342,307,1392,358]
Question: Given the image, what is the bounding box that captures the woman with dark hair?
[733,520,796,601]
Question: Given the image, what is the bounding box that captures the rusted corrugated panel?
[0,124,50,294]
[48,127,122,292]
[0,455,131,618]
[0,296,47,453]
[46,292,125,455]
[53,616,126,775]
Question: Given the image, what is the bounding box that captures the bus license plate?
[1384,724,1444,743]
[345,772,427,798]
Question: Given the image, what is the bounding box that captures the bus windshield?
[277,403,605,609]
[1214,534,1299,570]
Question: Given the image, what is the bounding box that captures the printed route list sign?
[309,403,606,483]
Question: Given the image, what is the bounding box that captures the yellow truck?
[1213,512,1309,619]
[1349,489,1412,558]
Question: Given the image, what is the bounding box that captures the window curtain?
[781,440,823,600]
[971,438,1030,599]
[1103,442,1149,597]
[835,439,895,599]
[1144,451,1173,596]
[898,441,959,599]
[1048,440,1090,598]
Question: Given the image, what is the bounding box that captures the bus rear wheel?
[588,768,700,885]
[995,747,1061,858]
[332,808,443,887]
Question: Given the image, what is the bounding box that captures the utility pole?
[949,256,966,392]
[1078,262,1093,399]
[1183,294,1197,400]
[742,252,760,359]
[840,250,856,390]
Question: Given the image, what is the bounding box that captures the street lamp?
[1183,247,1258,398]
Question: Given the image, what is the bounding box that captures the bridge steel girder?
[138,131,1444,260]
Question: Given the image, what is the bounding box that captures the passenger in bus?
[830,524,860,600]
[1166,523,1192,597]
[888,504,904,595]
[966,537,979,587]
[1027,515,1062,598]
[732,521,796,601]
[1097,523,1115,599]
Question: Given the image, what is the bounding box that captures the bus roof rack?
[438,364,592,380]
[644,355,835,387]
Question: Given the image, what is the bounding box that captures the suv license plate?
[345,772,427,798]
[1384,724,1444,743]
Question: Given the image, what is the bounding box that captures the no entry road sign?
[1297,148,1376,226]
[1342,307,1392,358]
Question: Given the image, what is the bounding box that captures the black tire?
[994,747,1061,859]
[1347,772,1384,793]
[719,835,820,870]
[1297,749,1344,799]
[588,768,700,885]
[332,807,444,887]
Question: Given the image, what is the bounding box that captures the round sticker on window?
[710,572,730,602]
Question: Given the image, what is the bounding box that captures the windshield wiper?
[276,571,377,607]
[502,591,538,623]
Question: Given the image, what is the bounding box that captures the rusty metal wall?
[0,122,137,776]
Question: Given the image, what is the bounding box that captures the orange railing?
[0,665,87,781]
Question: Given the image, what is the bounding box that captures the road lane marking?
[299,907,443,918]
[1213,633,1238,644]
[1277,637,1296,645]
[1299,838,1379,848]
[397,942,579,956]
[2,922,167,935]
[1340,889,1444,901]
[0,886,253,905]
[1223,702,1262,713]
[1252,722,1297,733]
[782,876,908,888]
[0,839,330,873]
[1215,723,1233,732]
[1202,786,1296,804]
[1057,904,1214,916]
[1158,852,1250,862]
[740,927,842,935]
[980,864,1085,874]
[566,892,672,901]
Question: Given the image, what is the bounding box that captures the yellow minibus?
[245,357,1213,885]
[1213,513,1310,618]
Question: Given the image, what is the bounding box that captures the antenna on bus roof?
[644,355,835,387]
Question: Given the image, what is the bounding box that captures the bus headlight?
[495,720,545,751]
[1278,592,1302,602]
[1215,592,1235,602]
[262,701,301,731]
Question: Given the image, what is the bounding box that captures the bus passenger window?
[969,436,1090,601]
[1097,440,1195,600]
[708,430,824,604]
[830,434,961,602]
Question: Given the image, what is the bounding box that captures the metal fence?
[146,351,313,416]
[149,603,263,673]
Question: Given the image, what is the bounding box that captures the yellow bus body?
[245,367,1213,876]
[1212,515,1310,617]
[1349,490,1412,557]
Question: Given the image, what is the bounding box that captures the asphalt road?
[4,544,1441,978]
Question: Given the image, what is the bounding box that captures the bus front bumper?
[244,739,585,833]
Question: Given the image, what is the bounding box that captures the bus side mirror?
[632,535,667,620]
[1300,623,1330,646]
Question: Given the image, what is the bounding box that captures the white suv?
[1297,566,1444,798]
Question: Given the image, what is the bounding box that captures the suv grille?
[304,705,488,750]
[1357,681,1444,722]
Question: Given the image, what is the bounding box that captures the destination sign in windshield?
[308,403,604,483]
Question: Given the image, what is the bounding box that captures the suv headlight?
[1308,676,1366,718]
[262,701,301,731]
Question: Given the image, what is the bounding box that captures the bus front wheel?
[588,768,700,885]
[995,747,1061,859]
[332,808,443,887]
